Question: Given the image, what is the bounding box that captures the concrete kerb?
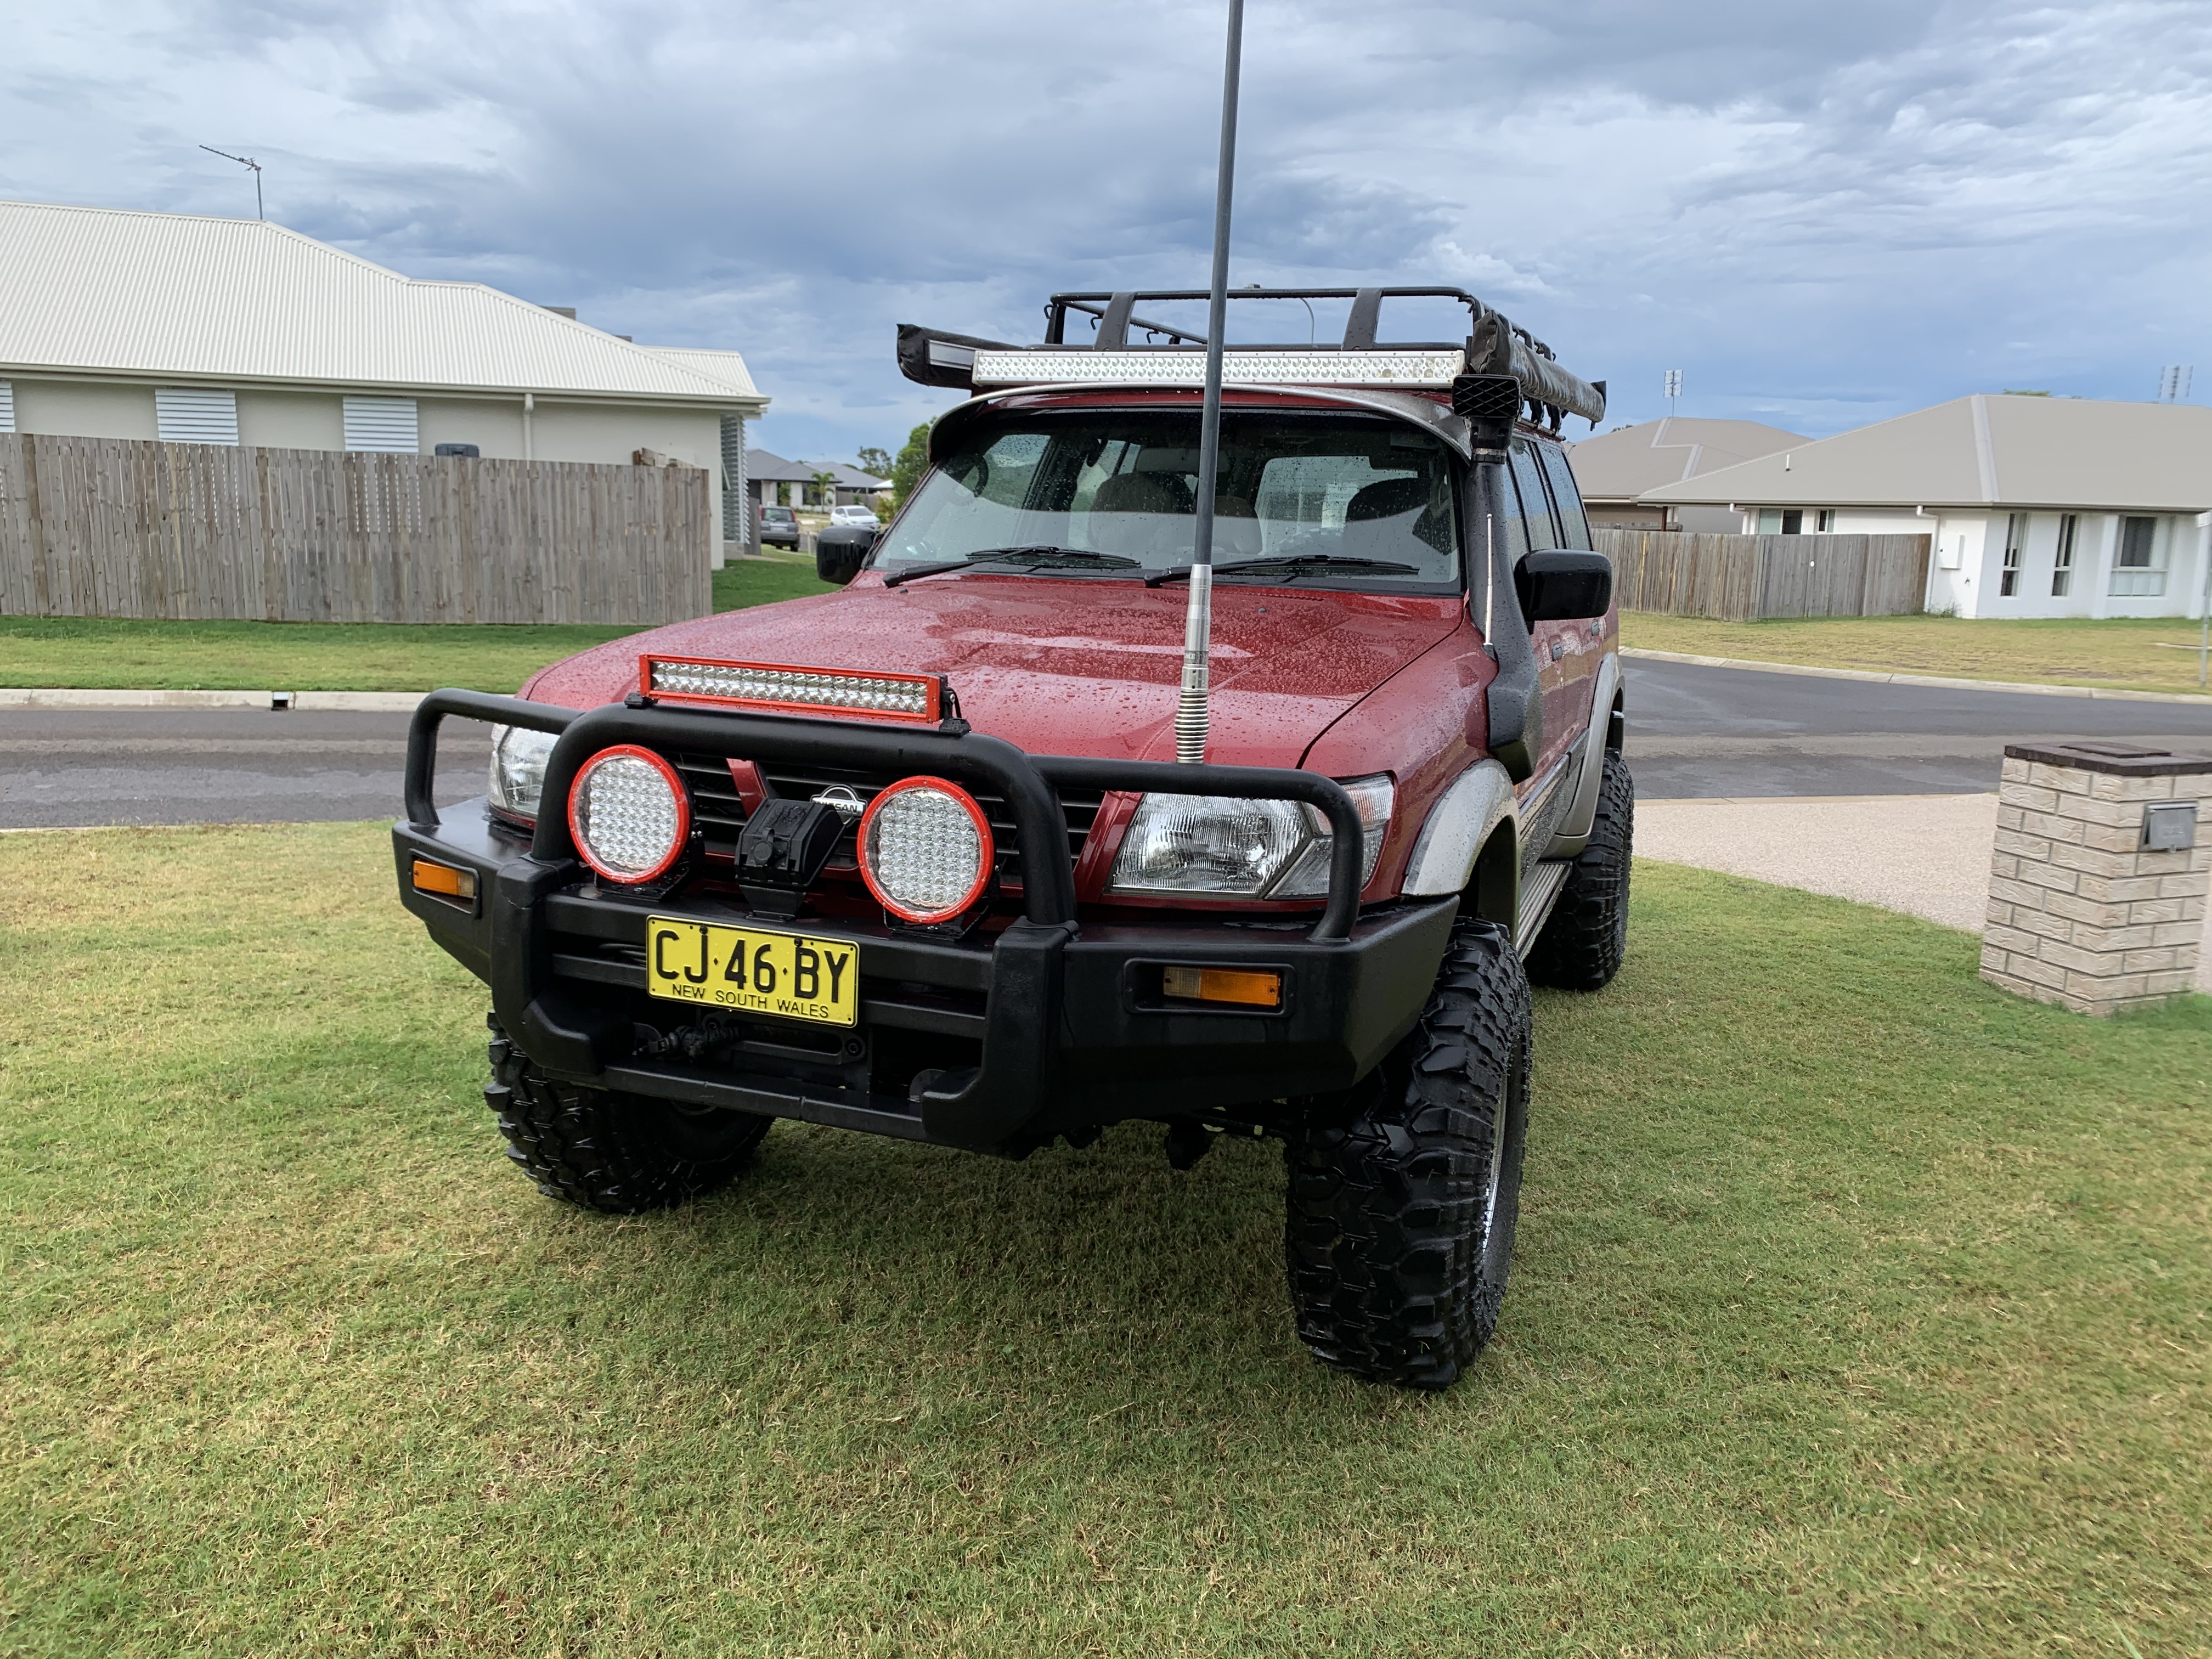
[1620,647,2212,706]
[0,688,427,713]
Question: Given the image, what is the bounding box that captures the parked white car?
[828,504,883,528]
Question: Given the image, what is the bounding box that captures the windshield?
[876,410,1461,588]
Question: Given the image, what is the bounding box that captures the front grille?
[758,761,1104,884]
[672,753,749,855]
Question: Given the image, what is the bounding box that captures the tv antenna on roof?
[2159,364,2193,403]
[200,145,264,220]
[1173,0,1244,766]
[1664,368,1681,415]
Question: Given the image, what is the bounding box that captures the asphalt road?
[4,660,2212,829]
[1623,659,2212,799]
[0,712,492,830]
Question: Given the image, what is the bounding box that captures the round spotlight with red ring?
[567,744,690,884]
[857,775,995,923]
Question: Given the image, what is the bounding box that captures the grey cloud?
[1,0,2205,454]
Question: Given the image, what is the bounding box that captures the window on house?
[1815,510,1835,532]
[2111,515,2166,597]
[1999,512,2025,596]
[1756,509,1782,533]
[2051,514,2077,596]
[155,387,239,445]
[0,380,14,434]
[1779,509,1804,534]
[342,397,420,453]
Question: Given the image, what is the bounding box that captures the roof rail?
[896,286,1605,430]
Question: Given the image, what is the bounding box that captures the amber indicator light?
[1162,965,1282,1008]
[411,859,478,902]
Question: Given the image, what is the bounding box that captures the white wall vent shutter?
[720,413,747,540]
[342,397,420,453]
[0,380,14,434]
[155,387,239,445]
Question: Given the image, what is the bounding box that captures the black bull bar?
[399,690,1447,1155]
[404,689,1368,938]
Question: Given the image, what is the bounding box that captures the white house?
[1640,394,2212,618]
[0,199,771,564]
[1567,417,1808,532]
[746,450,893,512]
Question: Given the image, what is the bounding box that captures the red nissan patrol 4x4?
[394,287,1629,1389]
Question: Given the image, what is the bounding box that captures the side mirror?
[1515,549,1612,624]
[814,524,876,586]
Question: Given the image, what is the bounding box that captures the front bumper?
[397,691,1458,1157]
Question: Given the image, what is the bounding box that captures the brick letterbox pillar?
[1982,741,2211,1015]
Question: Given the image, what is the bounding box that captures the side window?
[1509,444,1558,551]
[1537,444,1593,550]
[1485,466,1528,563]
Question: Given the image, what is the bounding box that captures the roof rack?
[895,285,1605,431]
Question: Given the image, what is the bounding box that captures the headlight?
[567,745,690,884]
[1273,776,1395,897]
[487,724,558,821]
[1107,776,1392,899]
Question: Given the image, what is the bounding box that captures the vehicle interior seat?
[1342,476,1444,560]
[1086,470,1193,557]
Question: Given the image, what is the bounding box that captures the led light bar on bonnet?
[643,655,943,724]
[968,348,1467,391]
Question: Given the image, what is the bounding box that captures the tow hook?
[635,1020,738,1062]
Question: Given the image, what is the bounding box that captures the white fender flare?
[1545,651,1621,860]
[1401,758,1519,899]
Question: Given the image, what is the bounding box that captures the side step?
[1514,859,1573,958]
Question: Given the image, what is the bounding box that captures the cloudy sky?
[4,0,2207,464]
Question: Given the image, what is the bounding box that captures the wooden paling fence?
[0,433,711,625]
[1594,528,1931,621]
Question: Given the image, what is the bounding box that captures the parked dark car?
[758,503,800,549]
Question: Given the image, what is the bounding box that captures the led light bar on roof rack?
[969,347,1467,391]
[642,655,943,724]
[901,284,1609,427]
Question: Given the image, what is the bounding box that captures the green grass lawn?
[0,555,839,693]
[3,827,2206,1655]
[1622,612,2212,698]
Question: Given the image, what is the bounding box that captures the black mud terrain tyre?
[1527,747,1633,992]
[1284,917,1532,1389]
[484,1024,771,1212]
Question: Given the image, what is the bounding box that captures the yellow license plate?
[645,917,860,1028]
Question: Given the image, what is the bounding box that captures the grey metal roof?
[0,199,768,408]
[1643,395,2212,513]
[746,449,888,487]
[1567,417,1807,502]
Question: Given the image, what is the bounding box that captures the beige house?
[1640,395,2212,619]
[1567,417,1807,532]
[0,199,770,564]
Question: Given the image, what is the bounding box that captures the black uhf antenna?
[1174,0,1244,765]
[200,145,264,219]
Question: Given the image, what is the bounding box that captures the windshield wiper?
[1144,554,1423,588]
[881,546,1139,588]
